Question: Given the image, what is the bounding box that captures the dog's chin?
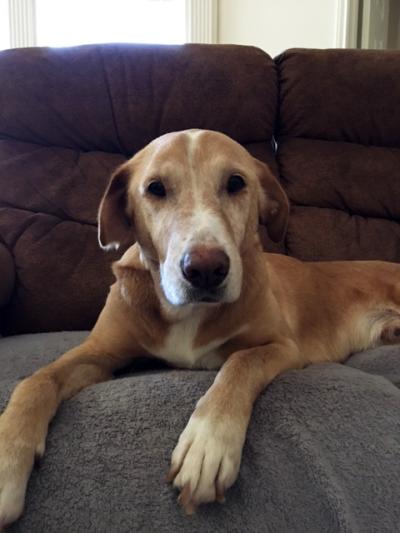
[161,280,240,307]
[165,289,223,307]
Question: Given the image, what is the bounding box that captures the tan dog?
[1,129,400,527]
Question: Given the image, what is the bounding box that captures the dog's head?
[98,130,289,306]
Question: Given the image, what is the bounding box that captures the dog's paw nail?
[178,495,196,515]
[166,466,178,483]
[185,502,196,515]
[178,483,196,514]
[177,483,189,503]
[216,484,226,503]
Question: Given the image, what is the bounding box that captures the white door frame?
[8,0,37,48]
[6,0,218,49]
[185,0,218,43]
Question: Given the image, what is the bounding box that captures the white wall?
[218,0,340,58]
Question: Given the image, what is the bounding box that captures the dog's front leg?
[0,339,128,528]
[168,339,301,513]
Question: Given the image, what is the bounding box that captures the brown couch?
[0,44,399,532]
[276,48,400,262]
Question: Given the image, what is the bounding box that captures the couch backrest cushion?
[0,43,277,154]
[276,48,400,262]
[0,43,278,334]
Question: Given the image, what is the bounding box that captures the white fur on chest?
[148,313,227,370]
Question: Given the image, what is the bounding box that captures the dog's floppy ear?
[254,158,290,242]
[98,163,135,251]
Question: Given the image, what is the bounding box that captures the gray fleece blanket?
[0,332,399,533]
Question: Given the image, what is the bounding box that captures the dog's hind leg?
[376,303,400,345]
[380,323,400,344]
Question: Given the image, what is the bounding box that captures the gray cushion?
[1,332,399,533]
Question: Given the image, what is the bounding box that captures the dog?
[0,129,400,527]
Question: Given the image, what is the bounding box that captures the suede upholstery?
[0,243,14,307]
[0,43,277,335]
[2,45,400,333]
[276,48,400,261]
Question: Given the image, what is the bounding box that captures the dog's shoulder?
[110,244,157,307]
[92,244,171,352]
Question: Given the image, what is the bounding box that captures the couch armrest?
[0,243,15,308]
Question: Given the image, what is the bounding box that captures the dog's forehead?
[189,130,251,163]
[135,130,251,174]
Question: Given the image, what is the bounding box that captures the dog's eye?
[147,180,166,198]
[227,174,246,194]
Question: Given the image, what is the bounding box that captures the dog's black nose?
[180,248,230,289]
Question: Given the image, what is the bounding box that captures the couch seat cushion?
[1,332,399,533]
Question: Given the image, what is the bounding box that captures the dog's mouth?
[186,287,224,304]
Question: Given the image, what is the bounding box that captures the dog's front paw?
[0,415,38,529]
[167,409,246,514]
